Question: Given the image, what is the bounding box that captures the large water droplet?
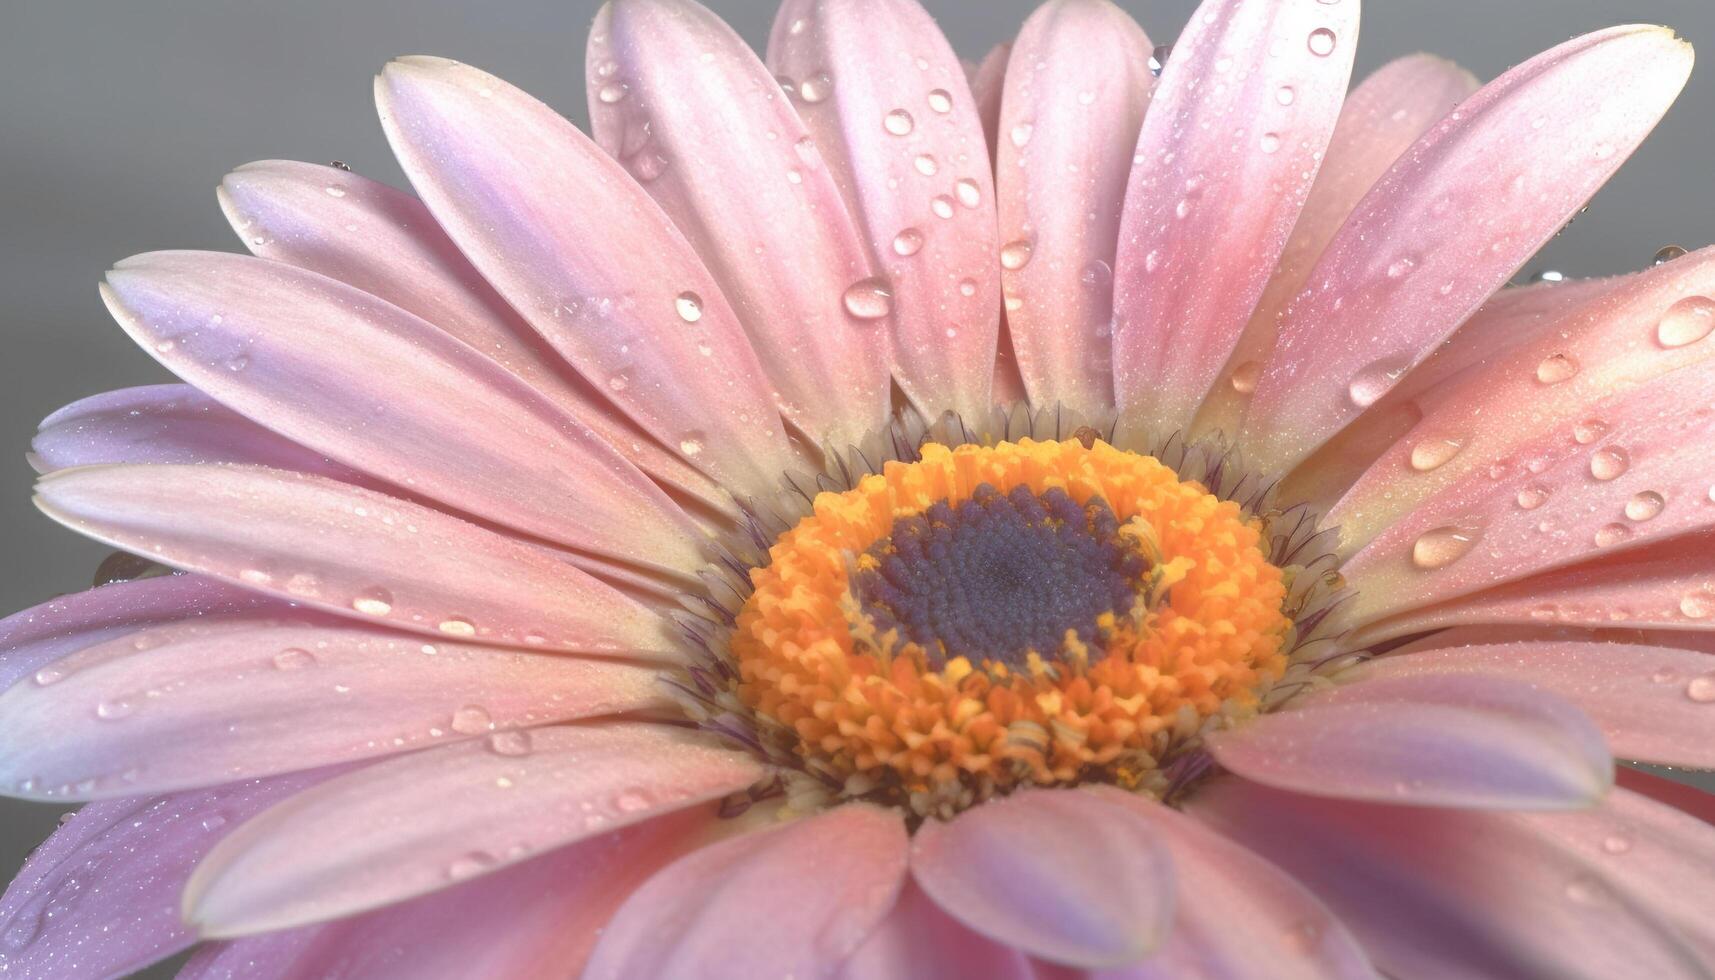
[1259,132,1281,153]
[798,73,832,103]
[1515,486,1550,510]
[930,195,955,219]
[1593,523,1631,548]
[1653,244,1689,266]
[999,239,1034,271]
[1572,419,1608,445]
[1589,447,1629,481]
[1230,360,1262,394]
[451,704,493,735]
[679,436,705,457]
[597,82,628,104]
[913,153,938,176]
[95,698,136,721]
[1409,437,1463,472]
[954,178,981,209]
[1347,357,1411,407]
[1686,674,1715,703]
[1412,525,1480,570]
[927,88,952,114]
[438,617,476,637]
[674,291,703,323]
[1625,490,1665,522]
[842,277,894,319]
[1009,122,1034,148]
[351,587,394,616]
[883,109,915,136]
[446,851,498,881]
[892,228,924,256]
[1656,295,1715,348]
[1681,593,1715,620]
[1275,85,1296,106]
[1307,27,1337,56]
[1535,353,1578,385]
[487,730,534,756]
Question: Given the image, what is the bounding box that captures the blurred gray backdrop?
[2,0,1712,969]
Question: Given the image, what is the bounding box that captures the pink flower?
[3,0,1713,975]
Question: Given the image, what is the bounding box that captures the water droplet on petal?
[95,698,136,721]
[954,178,981,209]
[999,240,1034,271]
[1307,27,1337,56]
[1625,491,1665,521]
[1589,447,1629,481]
[798,73,832,103]
[272,648,315,671]
[1535,353,1578,385]
[1572,419,1608,445]
[674,291,703,323]
[1515,486,1550,510]
[1681,594,1715,620]
[1409,437,1463,472]
[679,436,705,457]
[1686,674,1715,703]
[930,195,955,219]
[1601,833,1633,855]
[1259,132,1281,153]
[842,277,894,319]
[597,82,628,104]
[1275,85,1296,106]
[1656,295,1715,348]
[447,851,498,881]
[451,704,493,735]
[1593,523,1630,548]
[927,88,952,114]
[958,278,977,297]
[487,730,533,756]
[352,587,394,616]
[913,153,938,176]
[1347,357,1411,407]
[1009,122,1034,147]
[1412,525,1481,570]
[1149,45,1171,78]
[883,109,915,136]
[438,617,476,636]
[1230,361,1262,394]
[1653,244,1689,266]
[892,228,924,256]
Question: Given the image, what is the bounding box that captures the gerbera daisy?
[3,0,1713,975]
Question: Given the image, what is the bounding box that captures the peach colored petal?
[219,160,731,513]
[591,0,889,448]
[34,464,677,657]
[103,251,706,575]
[0,611,670,799]
[1241,26,1694,473]
[1191,778,1708,980]
[911,788,1173,968]
[182,722,762,937]
[1207,671,1612,809]
[996,0,1154,414]
[585,804,908,978]
[374,55,796,498]
[1113,0,1358,433]
[768,0,999,422]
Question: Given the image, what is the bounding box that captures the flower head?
[3,0,1714,976]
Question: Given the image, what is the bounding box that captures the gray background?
[1,0,1711,969]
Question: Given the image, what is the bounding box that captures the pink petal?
[180,805,717,980]
[910,788,1173,968]
[219,160,730,512]
[0,610,669,799]
[995,0,1154,414]
[1190,777,1708,980]
[374,56,796,498]
[1112,0,1358,433]
[0,575,269,692]
[34,385,361,481]
[0,769,342,978]
[1240,26,1694,473]
[1518,785,1715,962]
[970,44,1010,169]
[34,464,676,656]
[1206,670,1613,809]
[1199,54,1477,435]
[1084,786,1373,980]
[590,0,889,448]
[1330,245,1715,558]
[767,0,999,422]
[183,721,762,936]
[1345,643,1715,769]
[102,251,706,575]
[1340,364,1715,625]
[585,803,908,978]
[839,880,1036,980]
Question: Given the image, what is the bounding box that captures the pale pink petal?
[1084,786,1373,980]
[0,575,268,692]
[586,804,908,978]
[1518,785,1715,963]
[590,0,889,448]
[1206,671,1612,809]
[1340,364,1715,624]
[1329,245,1715,557]
[0,769,342,978]
[1240,27,1694,473]
[1112,0,1358,433]
[996,0,1154,414]
[0,610,669,799]
[180,806,718,980]
[1344,643,1715,769]
[103,251,706,575]
[970,44,1010,168]
[34,464,676,656]
[33,385,360,481]
[840,880,1035,980]
[1199,54,1477,435]
[183,722,761,936]
[219,160,731,512]
[374,56,796,498]
[911,788,1173,968]
[1190,777,1708,980]
[767,0,999,422]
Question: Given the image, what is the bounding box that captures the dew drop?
[883,109,915,136]
[930,195,955,219]
[1682,593,1715,620]
[1515,486,1550,510]
[999,239,1034,271]
[958,278,977,297]
[438,617,476,636]
[798,73,832,103]
[1347,357,1411,408]
[1654,665,1681,683]
[1275,85,1296,106]
[1307,27,1337,56]
[614,787,654,812]
[597,82,628,104]
[446,851,498,881]
[1593,523,1630,548]
[451,704,493,735]
[487,730,534,756]
[1572,419,1608,445]
[351,587,394,616]
[1589,447,1629,481]
[892,228,924,256]
[1409,437,1463,472]
[1656,295,1715,348]
[679,436,705,457]
[954,178,982,209]
[1149,44,1171,78]
[1412,525,1480,570]
[1009,122,1034,148]
[95,698,136,721]
[1535,353,1578,385]
[842,277,894,319]
[271,648,315,671]
[1625,490,1665,522]
[607,374,630,393]
[32,666,65,687]
[1686,674,1715,703]
[1259,132,1281,153]
[1229,360,1262,395]
[1653,244,1689,266]
[913,153,938,176]
[1601,833,1633,855]
[674,291,703,323]
[927,88,953,114]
